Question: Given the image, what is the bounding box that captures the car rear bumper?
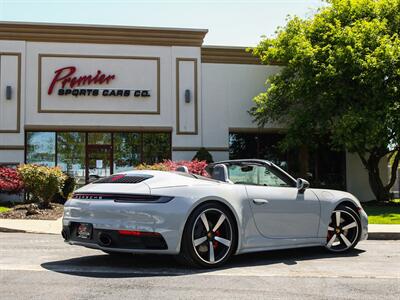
[62,197,193,254]
[62,223,169,253]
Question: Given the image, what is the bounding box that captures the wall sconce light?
[6,86,12,100]
[185,89,191,103]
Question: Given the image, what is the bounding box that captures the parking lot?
[0,233,399,299]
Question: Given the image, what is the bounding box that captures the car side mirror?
[296,178,310,193]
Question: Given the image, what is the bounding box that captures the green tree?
[192,147,214,163]
[251,0,400,201]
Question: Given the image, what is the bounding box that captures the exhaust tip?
[98,232,112,246]
[61,229,69,241]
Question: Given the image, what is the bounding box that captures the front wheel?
[325,205,361,252]
[179,203,237,268]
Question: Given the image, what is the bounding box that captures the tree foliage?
[251,0,400,201]
[193,147,214,163]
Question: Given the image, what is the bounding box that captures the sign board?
[38,55,160,114]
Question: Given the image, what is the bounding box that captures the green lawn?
[364,202,400,224]
[0,206,10,213]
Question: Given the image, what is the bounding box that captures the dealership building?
[0,22,387,201]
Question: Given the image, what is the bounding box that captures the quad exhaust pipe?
[98,232,112,246]
[61,229,70,241]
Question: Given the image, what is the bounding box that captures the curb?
[0,227,27,233]
[368,232,400,240]
[0,227,59,235]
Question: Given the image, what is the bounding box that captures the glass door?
[86,133,113,183]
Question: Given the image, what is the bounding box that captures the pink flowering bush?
[135,160,209,177]
[0,166,24,193]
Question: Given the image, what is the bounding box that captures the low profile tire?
[325,205,362,253]
[179,202,237,268]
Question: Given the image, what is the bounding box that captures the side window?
[227,164,293,187]
[258,167,291,187]
[228,165,258,185]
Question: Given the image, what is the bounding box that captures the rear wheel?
[325,205,361,252]
[179,203,237,268]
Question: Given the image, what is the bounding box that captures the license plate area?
[76,223,92,239]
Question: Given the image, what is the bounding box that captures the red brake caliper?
[327,224,333,242]
[213,230,221,249]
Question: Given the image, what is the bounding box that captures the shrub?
[135,162,170,171]
[52,173,76,204]
[193,147,213,163]
[135,160,209,176]
[0,166,24,193]
[18,164,67,208]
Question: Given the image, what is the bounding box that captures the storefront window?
[114,133,141,172]
[229,132,346,190]
[25,131,171,183]
[88,132,111,145]
[143,133,171,164]
[57,132,86,185]
[26,132,56,166]
[229,133,288,168]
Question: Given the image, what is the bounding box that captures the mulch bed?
[0,203,64,220]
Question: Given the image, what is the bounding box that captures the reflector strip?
[118,230,161,237]
[72,193,173,203]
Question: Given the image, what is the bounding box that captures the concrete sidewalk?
[367,224,400,240]
[0,218,399,239]
[0,218,62,234]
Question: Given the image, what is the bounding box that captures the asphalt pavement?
[0,233,399,299]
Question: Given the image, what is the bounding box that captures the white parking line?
[1,264,399,280]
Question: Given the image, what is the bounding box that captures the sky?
[0,0,324,46]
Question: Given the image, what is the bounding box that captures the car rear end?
[62,172,193,254]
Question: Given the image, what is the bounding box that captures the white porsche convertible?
[62,159,368,268]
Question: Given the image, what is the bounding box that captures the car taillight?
[118,230,161,237]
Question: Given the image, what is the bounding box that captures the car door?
[228,163,320,239]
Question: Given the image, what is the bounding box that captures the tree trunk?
[358,150,399,202]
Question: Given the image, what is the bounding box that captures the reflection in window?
[227,164,291,187]
[26,132,56,166]
[143,133,170,164]
[229,133,288,168]
[88,132,111,145]
[114,133,141,172]
[229,132,346,190]
[57,132,86,185]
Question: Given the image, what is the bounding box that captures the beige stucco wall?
[346,152,388,202]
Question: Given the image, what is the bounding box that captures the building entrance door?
[86,133,113,183]
[86,144,112,183]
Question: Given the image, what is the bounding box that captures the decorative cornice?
[0,22,208,47]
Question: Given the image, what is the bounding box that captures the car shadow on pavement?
[40,246,365,278]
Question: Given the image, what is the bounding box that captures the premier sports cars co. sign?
[38,55,160,114]
[48,66,151,98]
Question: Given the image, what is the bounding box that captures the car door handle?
[252,199,269,205]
